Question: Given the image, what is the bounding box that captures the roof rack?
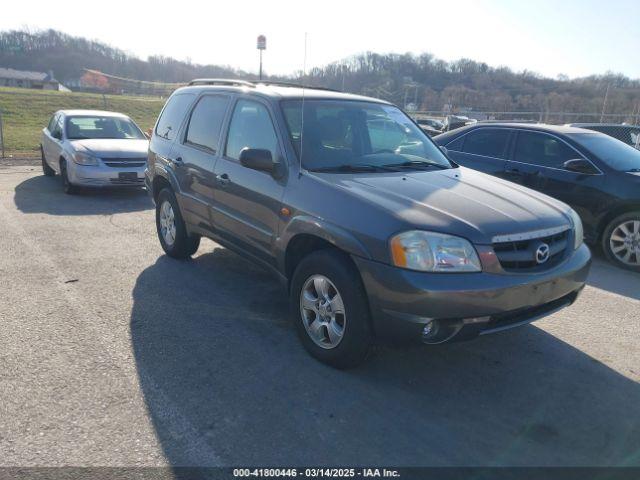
[255,80,340,92]
[187,78,255,87]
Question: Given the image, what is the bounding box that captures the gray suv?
[145,79,591,368]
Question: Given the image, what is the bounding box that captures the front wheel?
[60,160,77,194]
[602,211,640,272]
[290,250,373,369]
[155,188,200,259]
[41,147,55,176]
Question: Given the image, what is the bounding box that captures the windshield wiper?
[383,160,449,170]
[308,164,400,173]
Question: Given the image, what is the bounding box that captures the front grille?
[493,228,570,272]
[102,157,147,168]
[109,177,144,185]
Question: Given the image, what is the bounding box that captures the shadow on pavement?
[13,174,152,215]
[130,248,640,467]
[587,251,640,301]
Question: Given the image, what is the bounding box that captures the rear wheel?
[290,250,373,369]
[60,160,77,195]
[602,211,640,272]
[41,146,55,176]
[156,188,200,259]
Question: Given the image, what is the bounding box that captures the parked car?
[415,118,443,136]
[40,110,149,194]
[566,123,640,150]
[435,123,640,271]
[443,114,476,132]
[146,80,591,368]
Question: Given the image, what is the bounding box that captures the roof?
[567,123,640,129]
[57,109,129,117]
[453,122,598,135]
[0,67,56,82]
[174,82,391,104]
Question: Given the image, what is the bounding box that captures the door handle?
[216,173,230,186]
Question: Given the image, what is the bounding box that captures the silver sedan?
[40,109,149,194]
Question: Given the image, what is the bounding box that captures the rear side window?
[185,95,230,152]
[225,99,279,161]
[462,129,509,158]
[514,131,576,168]
[155,93,195,141]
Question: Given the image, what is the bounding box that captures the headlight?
[568,209,584,250]
[390,231,482,272]
[72,152,99,166]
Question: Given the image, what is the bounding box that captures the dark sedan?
[435,123,640,271]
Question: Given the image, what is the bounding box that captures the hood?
[70,139,149,158]
[317,167,572,245]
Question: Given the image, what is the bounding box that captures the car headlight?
[568,209,584,250]
[390,231,482,272]
[72,152,99,166]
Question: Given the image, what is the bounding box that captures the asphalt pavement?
[0,164,639,467]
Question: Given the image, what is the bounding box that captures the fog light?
[422,320,437,338]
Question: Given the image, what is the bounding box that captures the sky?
[1,0,639,79]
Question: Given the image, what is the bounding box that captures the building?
[0,68,70,91]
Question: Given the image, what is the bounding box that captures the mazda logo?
[535,243,550,264]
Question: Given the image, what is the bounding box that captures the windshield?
[281,100,453,172]
[571,133,640,172]
[65,116,146,140]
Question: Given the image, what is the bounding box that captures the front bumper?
[67,161,146,187]
[353,243,591,344]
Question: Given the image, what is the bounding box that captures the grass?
[0,87,165,156]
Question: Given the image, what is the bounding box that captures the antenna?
[299,32,308,176]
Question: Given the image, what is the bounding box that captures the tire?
[41,146,55,176]
[290,249,373,369]
[601,211,640,272]
[155,188,200,259]
[60,160,77,195]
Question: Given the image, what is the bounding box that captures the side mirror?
[563,158,598,175]
[239,148,276,175]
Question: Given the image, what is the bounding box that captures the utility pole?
[257,35,266,81]
[600,83,610,123]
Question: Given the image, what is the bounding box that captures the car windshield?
[281,100,453,172]
[65,116,145,140]
[570,133,640,172]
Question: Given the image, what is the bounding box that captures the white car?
[40,110,149,194]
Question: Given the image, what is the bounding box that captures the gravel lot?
[0,163,639,467]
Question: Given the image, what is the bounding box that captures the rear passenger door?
[211,97,286,267]
[444,128,511,178]
[175,94,231,230]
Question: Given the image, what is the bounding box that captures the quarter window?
[155,93,195,141]
[514,131,577,168]
[185,95,230,152]
[462,129,509,158]
[225,100,279,161]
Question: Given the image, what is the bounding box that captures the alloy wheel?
[299,275,346,349]
[159,200,177,247]
[609,219,640,266]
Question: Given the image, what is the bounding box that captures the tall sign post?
[257,35,266,80]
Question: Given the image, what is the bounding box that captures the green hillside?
[0,87,164,156]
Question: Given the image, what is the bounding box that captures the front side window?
[570,132,640,172]
[462,129,509,158]
[281,100,452,172]
[66,116,145,140]
[185,95,230,152]
[514,131,576,168]
[155,93,195,141]
[47,114,58,133]
[225,99,279,161]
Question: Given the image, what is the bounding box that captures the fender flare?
[276,215,372,272]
